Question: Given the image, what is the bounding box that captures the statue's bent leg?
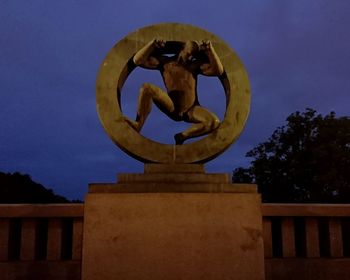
[128,83,174,132]
[174,106,220,145]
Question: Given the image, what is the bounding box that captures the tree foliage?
[0,172,70,203]
[233,108,350,203]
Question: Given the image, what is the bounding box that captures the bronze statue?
[97,23,251,163]
[125,39,224,145]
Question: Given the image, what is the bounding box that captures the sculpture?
[96,23,251,163]
[125,39,224,145]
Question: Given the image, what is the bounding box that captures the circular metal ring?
[96,23,251,163]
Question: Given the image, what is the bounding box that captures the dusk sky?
[1,1,349,200]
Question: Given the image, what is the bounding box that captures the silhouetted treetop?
[233,108,350,203]
[0,172,69,203]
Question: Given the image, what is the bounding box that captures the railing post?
[329,217,343,258]
[0,218,10,261]
[20,218,37,260]
[72,218,83,260]
[281,217,296,257]
[47,218,62,260]
[305,217,320,258]
[263,217,273,258]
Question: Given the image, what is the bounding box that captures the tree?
[233,108,350,203]
[0,172,70,203]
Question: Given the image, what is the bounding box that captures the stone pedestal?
[82,164,265,280]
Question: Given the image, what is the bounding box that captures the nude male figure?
[126,39,224,145]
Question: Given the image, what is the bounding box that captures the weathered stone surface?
[82,171,264,280]
[117,173,230,184]
[0,261,81,280]
[265,259,350,280]
[89,182,257,193]
[144,163,205,173]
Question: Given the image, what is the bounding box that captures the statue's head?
[178,41,199,63]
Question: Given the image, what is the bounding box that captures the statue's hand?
[200,40,212,51]
[153,39,166,49]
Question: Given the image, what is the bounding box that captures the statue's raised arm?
[133,39,166,69]
[199,40,224,76]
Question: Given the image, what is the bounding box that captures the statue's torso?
[162,61,198,115]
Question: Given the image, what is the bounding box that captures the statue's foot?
[174,133,185,145]
[123,117,140,132]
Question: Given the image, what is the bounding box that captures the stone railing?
[262,204,350,280]
[0,203,350,280]
[0,204,83,280]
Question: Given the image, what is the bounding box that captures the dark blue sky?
[1,1,349,200]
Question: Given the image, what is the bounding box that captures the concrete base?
[82,164,265,280]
